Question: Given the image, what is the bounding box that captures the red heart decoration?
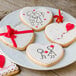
[66,23,75,32]
[0,55,5,68]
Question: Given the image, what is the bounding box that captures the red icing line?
[11,37,17,47]
[15,30,34,34]
[66,23,75,32]
[0,55,5,68]
[0,25,34,48]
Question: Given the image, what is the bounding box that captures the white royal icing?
[0,23,34,48]
[0,49,18,76]
[26,43,64,66]
[45,22,76,45]
[20,7,53,30]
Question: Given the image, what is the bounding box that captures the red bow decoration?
[0,25,34,48]
[54,9,64,23]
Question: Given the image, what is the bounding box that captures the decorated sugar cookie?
[0,23,34,50]
[26,43,64,67]
[45,22,76,47]
[20,7,53,31]
[0,49,19,76]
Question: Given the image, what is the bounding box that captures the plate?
[0,7,76,70]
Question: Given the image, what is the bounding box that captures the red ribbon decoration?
[54,9,64,23]
[0,25,34,48]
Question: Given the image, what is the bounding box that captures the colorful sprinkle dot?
[23,13,25,15]
[36,26,38,28]
[44,18,46,20]
[57,38,60,39]
[61,34,63,37]
[33,9,35,11]
[44,51,48,53]
[11,69,14,70]
[63,32,65,34]
[50,45,54,48]
[47,11,50,13]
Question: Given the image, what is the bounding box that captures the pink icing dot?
[11,69,14,71]
[50,45,54,48]
[57,38,60,39]
[47,11,50,13]
[61,34,63,37]
[44,18,46,20]
[33,9,35,11]
[36,26,38,28]
[63,32,65,34]
[44,51,48,53]
[23,13,25,15]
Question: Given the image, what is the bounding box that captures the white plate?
[0,7,76,70]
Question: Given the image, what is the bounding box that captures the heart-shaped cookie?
[45,22,76,47]
[0,23,34,50]
[26,43,64,67]
[20,7,53,31]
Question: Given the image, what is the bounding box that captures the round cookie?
[0,49,20,76]
[20,7,53,31]
[26,43,64,67]
[45,22,76,47]
[0,23,34,50]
